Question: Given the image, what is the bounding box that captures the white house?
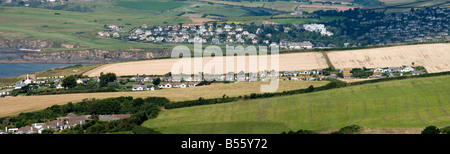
[24,74,33,84]
[158,83,172,89]
[173,83,187,88]
[401,66,414,72]
[132,85,148,91]
[56,84,64,89]
[374,68,384,72]
[15,81,27,89]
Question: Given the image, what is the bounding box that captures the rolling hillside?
[142,75,450,134]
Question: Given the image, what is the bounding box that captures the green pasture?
[143,75,450,134]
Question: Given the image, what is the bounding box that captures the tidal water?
[0,63,79,78]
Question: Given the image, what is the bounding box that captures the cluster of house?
[98,25,122,38]
[0,113,131,134]
[98,22,336,49]
[0,74,96,96]
[303,23,334,36]
[0,66,429,95]
[127,70,329,91]
[340,66,426,79]
[12,74,67,89]
[358,7,450,45]
[124,24,262,45]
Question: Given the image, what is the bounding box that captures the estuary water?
[0,63,80,78]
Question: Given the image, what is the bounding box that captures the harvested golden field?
[84,52,329,76]
[85,43,450,76]
[0,80,328,117]
[327,43,450,73]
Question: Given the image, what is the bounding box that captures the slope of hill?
[142,75,450,134]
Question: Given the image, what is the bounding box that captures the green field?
[143,75,450,134]
[115,1,187,11]
[0,6,188,51]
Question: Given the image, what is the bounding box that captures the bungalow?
[56,84,64,89]
[132,84,148,91]
[130,77,145,82]
[277,77,288,81]
[298,70,310,75]
[299,41,314,49]
[99,114,131,122]
[284,71,299,76]
[160,77,172,82]
[0,89,13,96]
[145,30,152,36]
[158,82,173,89]
[135,28,143,34]
[129,33,138,40]
[401,66,414,72]
[216,28,223,34]
[236,27,243,32]
[16,126,39,134]
[172,83,187,88]
[389,67,402,72]
[98,31,110,37]
[112,32,120,38]
[144,77,158,82]
[373,68,384,73]
[412,70,426,76]
[155,36,165,42]
[252,39,258,44]
[146,36,155,42]
[15,81,27,90]
[224,25,232,31]
[76,78,88,84]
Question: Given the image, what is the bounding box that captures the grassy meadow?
[142,75,450,134]
[114,1,188,11]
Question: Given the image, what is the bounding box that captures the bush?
[421,126,440,134]
[440,126,450,134]
[332,125,362,134]
[281,129,317,134]
[132,126,161,134]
